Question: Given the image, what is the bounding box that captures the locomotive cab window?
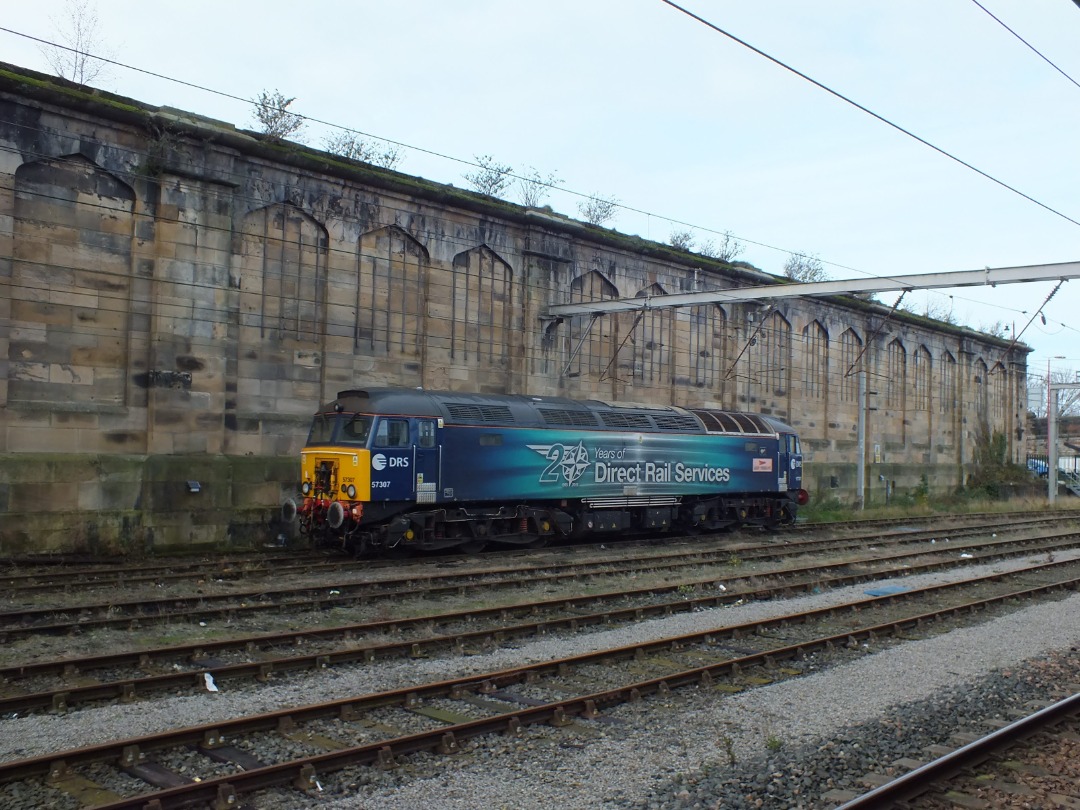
[374,418,410,447]
[308,414,334,444]
[339,414,373,446]
[418,420,436,448]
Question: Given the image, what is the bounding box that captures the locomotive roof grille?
[735,413,768,432]
[651,414,704,432]
[445,403,515,424]
[689,408,772,435]
[538,408,598,427]
[328,388,791,436]
[693,411,723,432]
[599,411,653,430]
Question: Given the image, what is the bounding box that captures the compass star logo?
[528,441,592,487]
[557,441,590,486]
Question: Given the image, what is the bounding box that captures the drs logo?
[372,454,410,471]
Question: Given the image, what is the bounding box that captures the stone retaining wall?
[0,63,1029,553]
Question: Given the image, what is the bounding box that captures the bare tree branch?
[463,155,513,198]
[251,90,306,142]
[518,167,562,207]
[979,320,1009,339]
[40,0,112,85]
[1028,369,1080,418]
[668,229,695,251]
[698,231,744,262]
[783,252,828,283]
[922,297,958,325]
[578,193,620,226]
[323,132,404,170]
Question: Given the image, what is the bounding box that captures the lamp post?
[1047,356,1065,501]
[1048,357,1061,412]
[1048,355,1065,435]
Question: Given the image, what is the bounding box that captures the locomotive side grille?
[445,403,515,424]
[538,408,598,427]
[598,411,652,430]
[651,414,702,432]
[585,495,680,508]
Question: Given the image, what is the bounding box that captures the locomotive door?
[777,437,789,492]
[413,418,440,504]
[779,433,802,492]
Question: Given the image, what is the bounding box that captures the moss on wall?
[0,454,297,556]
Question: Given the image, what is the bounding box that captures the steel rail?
[0,550,326,581]
[3,554,1079,717]
[3,509,1065,599]
[1,512,1070,594]
[835,692,1080,809]
[0,556,355,594]
[6,531,1051,681]
[0,533,1002,686]
[5,574,1078,808]
[1,527,1077,647]
[0,517,1070,634]
[0,519,941,594]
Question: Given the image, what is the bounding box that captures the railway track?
[1,556,1076,809]
[2,552,1079,718]
[836,691,1080,808]
[2,509,1075,597]
[2,518,1076,640]
[2,511,1077,808]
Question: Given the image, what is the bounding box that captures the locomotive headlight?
[345,484,357,499]
[301,481,312,495]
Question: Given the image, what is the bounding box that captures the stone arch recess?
[356,224,429,357]
[9,154,136,409]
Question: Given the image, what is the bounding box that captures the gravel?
[318,596,1080,810]
[2,549,1079,809]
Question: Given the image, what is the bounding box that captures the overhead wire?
[968,0,1080,92]
[6,266,983,420]
[4,236,976,402]
[0,69,1049,393]
[0,113,1056,356]
[0,103,1049,334]
[2,241,1014,420]
[0,25,841,280]
[0,28,1044,414]
[0,128,1035,406]
[2,19,1075,300]
[658,0,1080,230]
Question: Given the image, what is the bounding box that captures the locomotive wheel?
[780,503,797,524]
[459,539,488,554]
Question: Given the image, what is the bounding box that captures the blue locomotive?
[282,388,808,554]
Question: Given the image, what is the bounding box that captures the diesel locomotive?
[282,388,808,555]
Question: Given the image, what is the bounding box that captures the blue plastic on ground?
[864,585,910,597]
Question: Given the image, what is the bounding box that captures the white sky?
[2,0,1079,387]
